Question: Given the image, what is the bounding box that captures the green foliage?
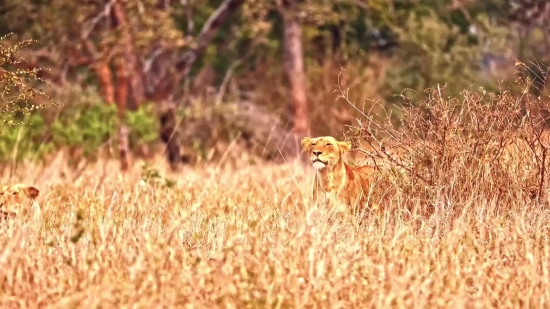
[336,0,512,104]
[0,91,159,162]
[125,103,160,146]
[51,102,117,157]
[0,0,529,153]
[231,0,517,115]
[0,113,53,161]
[384,11,509,103]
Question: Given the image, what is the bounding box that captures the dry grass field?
[1,147,550,309]
[3,72,550,308]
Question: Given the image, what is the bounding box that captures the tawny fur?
[301,136,380,215]
[0,183,40,219]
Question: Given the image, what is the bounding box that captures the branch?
[182,0,194,42]
[174,0,245,75]
[15,50,65,86]
[146,0,245,100]
[82,0,116,40]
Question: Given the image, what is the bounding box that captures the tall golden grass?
[2,62,550,308]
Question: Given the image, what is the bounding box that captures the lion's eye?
[311,142,316,146]
[326,143,332,147]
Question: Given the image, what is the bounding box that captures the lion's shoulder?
[343,163,378,188]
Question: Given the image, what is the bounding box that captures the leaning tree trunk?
[151,0,246,170]
[282,0,309,159]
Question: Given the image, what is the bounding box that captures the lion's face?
[301,136,352,170]
[0,184,40,216]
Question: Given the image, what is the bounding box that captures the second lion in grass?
[0,183,40,220]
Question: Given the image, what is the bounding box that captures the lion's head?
[301,136,352,170]
[0,184,40,217]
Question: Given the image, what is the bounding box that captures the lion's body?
[313,162,381,214]
[302,136,382,215]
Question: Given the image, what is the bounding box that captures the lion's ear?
[23,186,40,199]
[13,184,40,199]
[301,137,312,150]
[338,140,352,153]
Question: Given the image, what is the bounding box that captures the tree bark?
[95,61,116,105]
[159,104,182,171]
[155,0,246,170]
[114,57,128,118]
[110,2,145,171]
[114,56,131,171]
[282,0,309,158]
[111,2,145,111]
[118,124,130,171]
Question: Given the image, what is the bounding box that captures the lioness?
[301,136,382,215]
[0,183,40,220]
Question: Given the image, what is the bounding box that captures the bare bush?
[0,34,56,130]
[337,61,550,217]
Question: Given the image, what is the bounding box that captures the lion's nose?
[313,150,322,156]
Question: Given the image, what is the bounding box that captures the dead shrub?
[336,61,550,218]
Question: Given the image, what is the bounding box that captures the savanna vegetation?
[2,0,550,307]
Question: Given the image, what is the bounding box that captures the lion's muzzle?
[312,157,328,170]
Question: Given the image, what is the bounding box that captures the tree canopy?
[0,0,549,166]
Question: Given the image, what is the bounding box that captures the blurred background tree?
[0,0,547,169]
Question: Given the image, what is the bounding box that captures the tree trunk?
[95,61,115,105]
[118,124,130,171]
[159,104,182,171]
[114,56,131,171]
[282,0,309,158]
[110,2,143,171]
[112,2,145,111]
[152,0,246,170]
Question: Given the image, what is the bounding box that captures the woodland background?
[1,0,549,170]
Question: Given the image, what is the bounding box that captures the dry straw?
[2,62,550,308]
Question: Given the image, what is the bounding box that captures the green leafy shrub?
[384,12,511,104]
[0,85,160,162]
[0,113,53,161]
[51,102,117,157]
[125,102,160,149]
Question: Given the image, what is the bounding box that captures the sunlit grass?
[0,152,548,308]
